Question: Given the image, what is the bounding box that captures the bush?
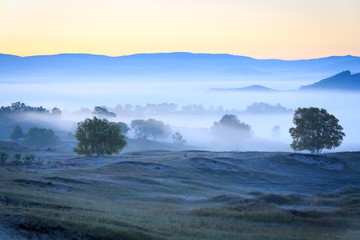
[23,154,35,167]
[14,153,21,165]
[0,152,8,166]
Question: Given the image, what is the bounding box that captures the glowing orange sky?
[0,0,359,59]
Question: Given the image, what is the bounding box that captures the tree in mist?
[145,103,178,114]
[118,122,130,136]
[181,104,206,114]
[131,119,171,140]
[0,102,49,116]
[145,119,171,140]
[74,117,126,170]
[172,132,186,145]
[289,107,345,154]
[131,119,147,139]
[245,102,293,114]
[271,125,281,138]
[212,114,252,141]
[51,107,62,116]
[93,106,116,118]
[10,125,24,142]
[22,127,60,148]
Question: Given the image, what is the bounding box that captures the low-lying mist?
[1,80,359,152]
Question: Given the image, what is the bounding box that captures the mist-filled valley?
[1,53,360,152]
[1,53,360,240]
[1,81,359,152]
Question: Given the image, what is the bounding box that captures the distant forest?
[0,102,61,116]
[85,102,293,118]
[0,102,293,119]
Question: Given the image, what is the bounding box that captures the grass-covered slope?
[0,150,359,239]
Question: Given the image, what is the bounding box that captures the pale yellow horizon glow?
[0,0,359,60]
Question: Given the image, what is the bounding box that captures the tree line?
[0,102,61,117]
[84,102,293,118]
[8,105,346,170]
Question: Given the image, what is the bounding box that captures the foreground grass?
[0,151,359,239]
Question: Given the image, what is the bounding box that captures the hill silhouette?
[300,70,360,91]
[211,84,276,92]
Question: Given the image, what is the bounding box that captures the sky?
[0,0,359,60]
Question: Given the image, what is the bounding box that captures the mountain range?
[1,52,360,83]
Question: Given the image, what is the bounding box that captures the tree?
[22,127,60,148]
[271,125,281,138]
[118,122,130,136]
[131,119,171,140]
[51,107,62,116]
[93,106,116,118]
[145,119,171,140]
[131,119,147,139]
[172,132,186,145]
[212,114,252,141]
[289,107,345,154]
[10,125,24,142]
[73,117,126,170]
[245,102,292,114]
[0,102,49,115]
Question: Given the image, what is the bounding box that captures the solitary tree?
[289,107,345,154]
[271,125,281,138]
[212,114,252,141]
[74,117,126,170]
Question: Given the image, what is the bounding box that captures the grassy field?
[0,145,359,239]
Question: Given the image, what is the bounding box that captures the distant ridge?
[1,52,360,83]
[300,71,360,91]
[234,85,276,92]
[211,85,277,92]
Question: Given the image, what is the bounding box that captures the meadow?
[0,142,359,239]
